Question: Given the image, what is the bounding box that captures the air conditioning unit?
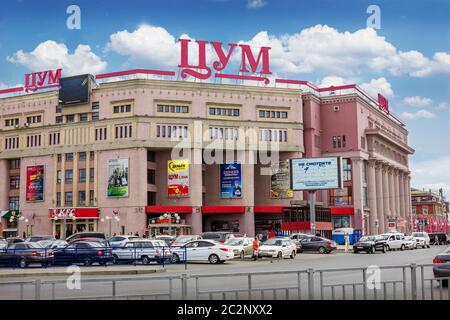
[333,106,340,112]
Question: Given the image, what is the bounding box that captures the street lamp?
[101,214,120,238]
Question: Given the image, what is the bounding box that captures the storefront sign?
[270,161,293,199]
[290,157,343,191]
[167,159,190,198]
[107,158,129,197]
[26,165,45,202]
[25,69,62,93]
[220,162,242,199]
[48,208,100,219]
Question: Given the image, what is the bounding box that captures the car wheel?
[290,251,296,259]
[371,246,376,254]
[209,254,220,264]
[83,257,92,266]
[218,260,225,264]
[19,258,28,269]
[318,247,326,254]
[170,253,180,264]
[386,245,391,251]
[353,249,359,254]
[112,254,119,264]
[240,251,245,260]
[401,244,405,251]
[381,246,386,253]
[98,260,107,266]
[427,245,431,248]
[142,256,150,265]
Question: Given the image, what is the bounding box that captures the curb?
[0,267,166,279]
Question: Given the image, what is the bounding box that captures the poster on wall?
[270,161,293,199]
[26,165,45,202]
[220,162,242,198]
[167,159,190,197]
[107,158,129,197]
[290,157,343,191]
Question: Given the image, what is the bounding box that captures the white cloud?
[411,156,450,197]
[319,75,349,87]
[400,109,435,120]
[360,77,394,98]
[247,0,267,9]
[436,102,450,110]
[402,96,433,107]
[7,40,107,76]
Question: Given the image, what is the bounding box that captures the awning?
[48,208,100,219]
[201,206,246,214]
[1,210,20,219]
[331,207,355,215]
[2,228,18,232]
[254,206,284,214]
[0,211,9,218]
[146,206,192,214]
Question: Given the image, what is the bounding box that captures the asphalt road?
[0,245,448,300]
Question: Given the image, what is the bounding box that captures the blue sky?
[1,0,450,193]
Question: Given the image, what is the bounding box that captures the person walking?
[252,236,260,261]
[344,231,350,253]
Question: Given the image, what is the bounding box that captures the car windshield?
[225,238,243,246]
[359,236,375,241]
[28,242,43,248]
[412,232,426,237]
[175,237,195,243]
[263,238,284,246]
[37,240,54,248]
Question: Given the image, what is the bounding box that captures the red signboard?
[25,69,62,93]
[48,208,100,219]
[26,165,45,202]
[378,93,390,114]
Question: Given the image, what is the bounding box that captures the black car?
[353,235,387,254]
[53,241,113,266]
[428,233,448,245]
[433,247,450,287]
[298,236,338,254]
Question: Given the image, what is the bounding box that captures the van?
[381,232,406,251]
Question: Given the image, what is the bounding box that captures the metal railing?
[0,262,448,300]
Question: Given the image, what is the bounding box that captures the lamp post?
[9,212,29,238]
[51,209,75,240]
[101,215,120,238]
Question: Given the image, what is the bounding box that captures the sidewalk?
[0,265,166,279]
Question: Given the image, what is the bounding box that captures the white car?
[258,237,297,259]
[112,240,166,264]
[155,235,175,246]
[225,237,254,259]
[108,235,141,248]
[381,233,406,251]
[403,236,417,250]
[170,240,234,264]
[411,232,430,248]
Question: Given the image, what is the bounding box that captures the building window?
[156,124,188,139]
[113,104,132,114]
[342,135,346,148]
[79,191,86,206]
[57,170,62,184]
[114,124,132,139]
[329,187,353,206]
[147,169,156,184]
[65,192,73,206]
[26,134,42,148]
[209,126,239,141]
[92,112,99,121]
[79,113,88,122]
[422,207,428,215]
[79,169,86,182]
[79,152,87,161]
[56,192,61,207]
[90,151,95,160]
[49,132,60,145]
[92,101,100,110]
[10,159,20,169]
[65,153,73,161]
[332,136,337,148]
[5,137,19,150]
[259,129,287,142]
[90,168,95,180]
[258,109,287,119]
[156,103,189,114]
[9,176,20,189]
[56,105,62,113]
[8,197,19,210]
[56,116,63,124]
[5,118,19,127]
[147,192,156,206]
[26,115,42,124]
[65,170,73,183]
[57,154,62,163]
[89,190,95,206]
[66,115,75,123]
[95,127,107,141]
[147,150,156,162]
[343,159,352,181]
[208,107,240,117]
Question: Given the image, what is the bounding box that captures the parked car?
[200,232,235,243]
[353,235,387,254]
[403,236,417,250]
[0,242,54,268]
[170,240,234,264]
[0,240,7,249]
[108,235,140,248]
[258,237,297,259]
[429,232,448,245]
[6,237,24,245]
[68,237,110,245]
[66,232,106,242]
[289,233,310,253]
[299,236,337,254]
[381,233,406,251]
[171,235,202,247]
[25,235,55,242]
[112,240,171,264]
[411,232,430,248]
[53,241,112,266]
[433,246,450,287]
[37,239,68,249]
[224,237,254,259]
[154,235,175,246]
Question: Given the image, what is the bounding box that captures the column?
[405,175,412,233]
[399,171,406,223]
[382,164,390,232]
[351,158,364,233]
[389,167,396,218]
[240,149,255,237]
[394,168,401,223]
[190,147,203,235]
[375,162,385,233]
[367,160,378,235]
[0,160,9,210]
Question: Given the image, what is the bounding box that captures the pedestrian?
[434,234,440,245]
[252,236,260,261]
[344,231,350,253]
[135,231,139,237]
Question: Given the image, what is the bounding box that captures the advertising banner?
[26,165,45,202]
[167,159,190,198]
[107,158,129,197]
[290,157,343,191]
[270,161,293,198]
[220,162,242,198]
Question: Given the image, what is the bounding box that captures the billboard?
[58,74,92,106]
[220,162,242,198]
[270,161,293,199]
[167,159,190,198]
[290,157,343,191]
[26,165,45,202]
[107,158,129,197]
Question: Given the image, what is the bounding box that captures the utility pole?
[309,190,316,235]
